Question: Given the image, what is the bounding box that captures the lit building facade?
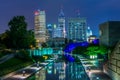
[86,26,93,41]
[53,24,59,38]
[88,35,97,43]
[34,10,47,46]
[67,18,87,42]
[58,9,66,38]
[47,24,53,38]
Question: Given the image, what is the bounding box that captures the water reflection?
[35,68,46,80]
[28,61,89,80]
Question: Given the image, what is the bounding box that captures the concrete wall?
[104,41,120,80]
[99,21,120,47]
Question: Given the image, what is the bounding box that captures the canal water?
[27,60,89,80]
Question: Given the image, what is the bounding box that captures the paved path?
[78,55,112,80]
[0,54,14,64]
[0,59,54,80]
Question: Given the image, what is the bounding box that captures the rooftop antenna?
[76,9,80,18]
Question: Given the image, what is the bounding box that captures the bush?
[15,49,31,61]
[31,56,45,62]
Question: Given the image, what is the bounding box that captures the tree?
[3,16,36,49]
[20,30,36,49]
[8,16,27,49]
[85,45,108,58]
[0,30,11,48]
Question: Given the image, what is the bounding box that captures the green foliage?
[15,49,31,60]
[1,16,36,49]
[85,45,108,56]
[8,16,27,49]
[31,56,45,62]
[72,46,87,55]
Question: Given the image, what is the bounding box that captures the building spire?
[59,5,64,17]
[76,9,80,18]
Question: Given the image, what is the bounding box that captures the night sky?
[0,0,120,36]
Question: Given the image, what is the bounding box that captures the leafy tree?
[85,46,108,56]
[85,46,99,55]
[72,46,87,55]
[8,16,27,49]
[2,16,35,49]
[20,30,36,49]
[0,30,11,48]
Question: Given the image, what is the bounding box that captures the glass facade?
[67,18,87,42]
[34,10,47,44]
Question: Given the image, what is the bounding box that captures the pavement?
[0,59,54,80]
[78,55,112,80]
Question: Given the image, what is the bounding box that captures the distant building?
[88,35,97,43]
[47,24,53,38]
[58,8,66,38]
[53,24,60,38]
[86,26,93,41]
[99,21,120,47]
[34,10,47,46]
[67,17,87,42]
[47,37,65,47]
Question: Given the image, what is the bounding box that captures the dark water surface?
[28,61,89,80]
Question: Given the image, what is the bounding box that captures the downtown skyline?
[0,0,120,36]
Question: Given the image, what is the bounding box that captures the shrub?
[15,49,31,61]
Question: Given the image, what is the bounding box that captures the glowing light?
[34,10,40,15]
[64,42,89,53]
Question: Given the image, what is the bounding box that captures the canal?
[27,59,89,80]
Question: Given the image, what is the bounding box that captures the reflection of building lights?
[36,39,39,42]
[96,77,99,79]
[47,69,52,74]
[54,69,56,74]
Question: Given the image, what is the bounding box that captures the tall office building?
[67,17,87,42]
[86,26,93,41]
[34,10,47,46]
[53,24,59,38]
[47,24,53,38]
[58,8,66,38]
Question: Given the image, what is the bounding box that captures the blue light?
[92,39,99,45]
[64,54,75,62]
[64,42,89,53]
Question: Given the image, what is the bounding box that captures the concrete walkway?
[0,59,54,80]
[78,55,112,80]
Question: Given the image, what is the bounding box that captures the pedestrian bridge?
[64,42,89,53]
[29,48,62,56]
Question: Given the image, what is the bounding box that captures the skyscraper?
[67,17,87,42]
[47,24,53,38]
[53,24,59,38]
[86,26,93,41]
[34,10,47,46]
[58,8,66,38]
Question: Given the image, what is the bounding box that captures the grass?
[0,53,6,58]
[0,49,13,58]
[0,57,33,76]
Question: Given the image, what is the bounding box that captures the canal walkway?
[0,59,54,80]
[78,55,112,80]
